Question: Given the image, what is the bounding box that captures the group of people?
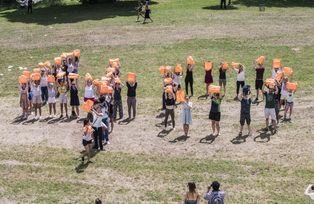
[160,55,297,137]
[18,51,138,162]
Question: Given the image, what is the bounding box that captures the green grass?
[0,146,313,203]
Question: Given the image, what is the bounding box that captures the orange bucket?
[231,62,240,69]
[18,75,28,84]
[33,68,41,73]
[44,60,51,68]
[73,49,81,58]
[174,64,182,74]
[30,73,41,81]
[164,85,173,94]
[204,61,213,71]
[127,72,136,82]
[54,57,62,65]
[186,56,195,65]
[208,85,221,94]
[82,99,94,112]
[57,72,66,79]
[256,56,265,65]
[282,67,293,77]
[275,72,283,83]
[114,78,121,84]
[176,89,186,102]
[286,82,298,92]
[222,62,229,70]
[272,58,282,68]
[163,77,173,85]
[47,75,55,83]
[265,78,276,88]
[85,73,93,81]
[23,71,30,79]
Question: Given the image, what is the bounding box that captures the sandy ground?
[1,95,313,168]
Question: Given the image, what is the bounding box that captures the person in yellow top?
[57,80,69,118]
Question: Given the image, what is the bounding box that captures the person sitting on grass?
[143,5,153,24]
[209,92,224,137]
[204,181,225,204]
[263,85,278,134]
[238,85,252,137]
[184,182,200,204]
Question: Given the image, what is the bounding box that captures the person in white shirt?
[204,181,225,204]
[234,64,245,100]
[31,81,42,120]
[284,89,294,120]
[181,95,192,137]
[84,80,95,102]
[91,105,106,151]
[305,185,314,200]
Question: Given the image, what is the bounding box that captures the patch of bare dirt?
[0,95,313,168]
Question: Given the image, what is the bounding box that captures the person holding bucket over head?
[82,119,93,163]
[204,61,213,98]
[31,80,42,120]
[57,79,69,118]
[84,74,95,102]
[219,62,228,95]
[113,78,123,121]
[19,82,29,119]
[40,69,49,104]
[126,73,137,119]
[233,63,245,101]
[164,85,176,130]
[253,56,265,104]
[47,82,57,118]
[185,56,195,97]
[69,80,80,118]
[284,82,297,121]
[181,95,192,137]
[238,85,252,136]
[263,81,278,134]
[208,85,223,137]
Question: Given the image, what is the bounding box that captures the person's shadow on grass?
[11,115,27,125]
[230,134,250,144]
[169,135,189,143]
[75,149,99,173]
[157,129,172,138]
[118,117,134,125]
[253,127,273,143]
[199,134,217,144]
[197,94,208,100]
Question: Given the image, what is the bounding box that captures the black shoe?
[81,156,84,162]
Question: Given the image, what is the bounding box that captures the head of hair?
[83,119,89,127]
[95,198,102,204]
[311,185,314,191]
[211,181,220,191]
[187,182,196,193]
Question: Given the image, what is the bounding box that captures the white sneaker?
[38,116,41,120]
[49,115,52,118]
[107,141,110,145]
[172,127,176,131]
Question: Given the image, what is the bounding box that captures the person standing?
[204,181,225,204]
[184,182,200,204]
[233,64,245,100]
[92,106,105,151]
[143,5,153,24]
[218,64,227,95]
[220,0,227,9]
[164,89,176,130]
[209,93,223,137]
[263,86,278,134]
[126,81,137,119]
[185,64,194,97]
[70,81,80,118]
[253,62,265,103]
[113,81,123,120]
[204,68,213,97]
[181,95,192,136]
[27,0,33,14]
[238,85,252,136]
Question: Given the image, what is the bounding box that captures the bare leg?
[289,105,293,119]
[211,120,216,135]
[34,104,38,117]
[53,103,56,115]
[76,106,80,117]
[206,83,209,96]
[49,103,52,115]
[239,125,243,135]
[60,103,64,116]
[64,103,68,117]
[216,121,220,136]
[265,118,269,129]
[248,125,251,136]
[186,124,189,136]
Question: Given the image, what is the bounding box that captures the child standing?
[284,89,294,120]
[82,119,93,163]
[234,64,245,100]
[70,81,80,118]
[57,80,69,118]
[84,80,95,102]
[185,64,194,97]
[238,85,252,136]
[164,89,176,130]
[47,83,57,117]
[204,68,213,97]
[126,81,137,119]
[113,81,123,120]
[209,93,223,136]
[31,81,42,120]
[263,86,278,134]
[19,83,29,119]
[40,70,48,104]
[92,105,105,151]
[181,95,192,136]
[254,62,265,103]
[218,64,227,95]
[143,5,153,24]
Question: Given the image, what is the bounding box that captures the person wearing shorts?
[209,93,223,136]
[239,85,252,136]
[218,65,227,94]
[31,81,42,120]
[254,63,265,103]
[263,87,278,134]
[57,81,68,118]
[47,83,57,117]
[82,119,93,163]
[284,90,294,120]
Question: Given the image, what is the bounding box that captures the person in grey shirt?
[204,181,225,204]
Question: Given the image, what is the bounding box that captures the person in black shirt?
[164,89,176,130]
[143,5,153,24]
[254,62,265,103]
[185,64,194,97]
[113,81,123,120]
[220,0,227,9]
[126,81,137,119]
[218,64,227,94]
[27,0,33,14]
[238,85,252,136]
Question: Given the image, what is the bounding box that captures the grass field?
[0,0,313,203]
